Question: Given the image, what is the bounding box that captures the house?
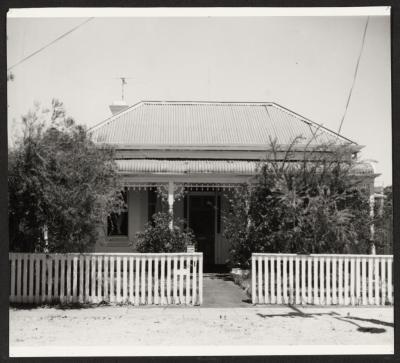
[89,101,378,269]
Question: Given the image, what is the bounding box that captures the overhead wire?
[7,17,94,71]
[337,16,369,135]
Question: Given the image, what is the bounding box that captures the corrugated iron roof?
[90,101,355,148]
[116,159,374,176]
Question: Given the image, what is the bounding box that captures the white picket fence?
[9,252,203,306]
[252,253,393,306]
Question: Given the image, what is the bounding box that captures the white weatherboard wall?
[252,253,393,306]
[9,253,203,306]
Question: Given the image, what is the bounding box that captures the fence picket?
[301,257,306,305]
[84,256,90,303]
[179,256,184,304]
[123,257,128,303]
[326,257,331,305]
[387,258,393,304]
[10,256,16,303]
[129,257,134,304]
[332,257,337,305]
[147,257,152,305]
[135,257,140,305]
[199,254,203,305]
[72,256,78,303]
[96,256,102,303]
[141,257,146,304]
[192,256,197,305]
[344,258,349,305]
[186,256,191,304]
[338,258,343,305]
[374,258,379,305]
[116,257,121,303]
[313,257,318,305]
[368,258,373,304]
[16,255,22,302]
[319,257,325,305]
[307,257,312,304]
[154,256,159,305]
[282,256,288,304]
[78,255,83,303]
[252,255,256,304]
[160,256,165,305]
[381,257,386,305]
[350,258,355,305]
[270,257,275,304]
[173,256,178,304]
[66,256,71,304]
[355,257,360,305]
[22,254,28,303]
[295,257,300,305]
[46,257,52,303]
[166,256,171,304]
[276,256,281,304]
[41,255,47,303]
[258,256,263,304]
[289,256,294,304]
[361,258,367,305]
[264,257,269,304]
[60,256,65,304]
[104,256,109,302]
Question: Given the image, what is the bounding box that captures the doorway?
[187,193,215,271]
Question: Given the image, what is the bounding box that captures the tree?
[8,99,125,252]
[223,138,373,268]
[374,186,393,254]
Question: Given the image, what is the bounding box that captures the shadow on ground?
[10,301,110,310]
[256,305,390,334]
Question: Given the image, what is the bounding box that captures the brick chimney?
[109,100,129,116]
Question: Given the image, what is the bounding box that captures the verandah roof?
[116,159,375,176]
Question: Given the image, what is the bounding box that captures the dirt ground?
[10,304,393,353]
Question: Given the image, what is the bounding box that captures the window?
[107,189,128,236]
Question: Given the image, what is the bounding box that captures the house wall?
[95,189,148,252]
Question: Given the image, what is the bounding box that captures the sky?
[7,11,391,186]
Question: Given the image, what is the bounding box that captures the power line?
[7,17,94,71]
[337,16,369,135]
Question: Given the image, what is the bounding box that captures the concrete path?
[202,273,250,307]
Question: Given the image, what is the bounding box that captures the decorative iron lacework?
[124,182,242,190]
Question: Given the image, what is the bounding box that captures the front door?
[188,194,215,270]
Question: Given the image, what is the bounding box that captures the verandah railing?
[251,253,393,306]
[9,252,203,306]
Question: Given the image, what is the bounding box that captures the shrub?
[136,212,196,253]
[223,138,373,268]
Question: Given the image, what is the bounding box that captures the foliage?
[8,99,125,252]
[374,186,393,254]
[223,138,373,268]
[136,212,196,253]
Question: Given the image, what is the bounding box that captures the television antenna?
[114,77,134,101]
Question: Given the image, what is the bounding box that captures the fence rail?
[251,253,393,306]
[9,252,203,306]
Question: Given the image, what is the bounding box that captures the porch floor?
[202,273,251,308]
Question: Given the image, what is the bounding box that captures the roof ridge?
[268,103,356,144]
[88,100,144,133]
